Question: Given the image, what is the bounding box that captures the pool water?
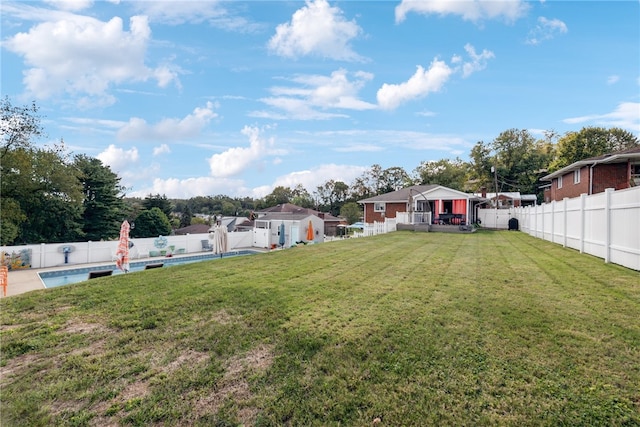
[39,251,256,288]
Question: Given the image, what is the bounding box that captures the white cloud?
[208,125,282,178]
[130,176,250,199]
[43,0,93,11]
[526,16,568,45]
[153,144,171,156]
[252,69,376,120]
[268,0,363,61]
[96,144,139,172]
[563,102,640,133]
[117,102,217,141]
[270,164,369,196]
[459,44,495,78]
[607,75,620,85]
[376,44,493,110]
[377,60,453,110]
[334,144,385,153]
[250,100,346,121]
[3,13,179,104]
[395,0,529,23]
[129,1,260,31]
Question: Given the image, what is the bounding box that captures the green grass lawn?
[1,230,639,426]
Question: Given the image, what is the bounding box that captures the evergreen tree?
[131,207,172,238]
[142,194,173,218]
[179,206,193,228]
[75,155,127,241]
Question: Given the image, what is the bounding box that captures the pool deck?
[3,259,135,298]
[2,250,267,299]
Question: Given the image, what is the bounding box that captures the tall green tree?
[261,186,293,208]
[291,184,315,208]
[131,207,172,238]
[179,205,193,228]
[492,129,550,196]
[414,158,469,191]
[467,141,493,192]
[1,96,44,159]
[340,202,362,225]
[75,155,127,241]
[1,97,46,244]
[315,180,349,216]
[379,166,412,193]
[16,143,84,243]
[551,127,639,171]
[142,194,173,219]
[348,164,411,201]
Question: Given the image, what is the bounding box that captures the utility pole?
[492,165,499,228]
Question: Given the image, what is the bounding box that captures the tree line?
[2,97,637,245]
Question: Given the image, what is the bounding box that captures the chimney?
[480,186,487,198]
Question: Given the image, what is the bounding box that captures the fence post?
[579,193,586,254]
[563,198,568,248]
[540,204,545,241]
[40,243,46,269]
[604,188,613,263]
[550,201,555,243]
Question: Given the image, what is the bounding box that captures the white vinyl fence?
[476,209,514,229]
[351,219,397,238]
[512,187,640,271]
[1,231,254,270]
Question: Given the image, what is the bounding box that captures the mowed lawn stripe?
[1,230,638,426]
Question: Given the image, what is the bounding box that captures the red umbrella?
[306,219,314,242]
[115,220,130,272]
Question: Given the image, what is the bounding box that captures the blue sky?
[2,0,639,199]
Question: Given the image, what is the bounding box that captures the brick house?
[359,184,483,225]
[541,147,640,202]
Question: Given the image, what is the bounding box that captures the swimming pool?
[38,250,257,288]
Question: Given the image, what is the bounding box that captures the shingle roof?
[173,224,211,235]
[541,146,640,181]
[255,213,316,221]
[358,185,440,203]
[257,203,341,222]
[358,184,479,203]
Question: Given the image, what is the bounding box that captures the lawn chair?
[201,239,213,251]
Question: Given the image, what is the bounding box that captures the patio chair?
[201,239,213,251]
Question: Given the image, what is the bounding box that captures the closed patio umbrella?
[306,219,314,242]
[115,220,130,272]
[212,221,229,255]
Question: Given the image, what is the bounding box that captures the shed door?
[253,225,270,248]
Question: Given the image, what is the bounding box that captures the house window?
[374,202,385,212]
[557,175,563,189]
[632,164,640,186]
[574,169,580,184]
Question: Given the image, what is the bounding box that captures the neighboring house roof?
[208,216,248,232]
[541,146,640,181]
[256,203,341,222]
[358,184,478,203]
[258,203,310,214]
[475,192,522,200]
[173,224,211,235]
[255,213,318,222]
[474,192,537,201]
